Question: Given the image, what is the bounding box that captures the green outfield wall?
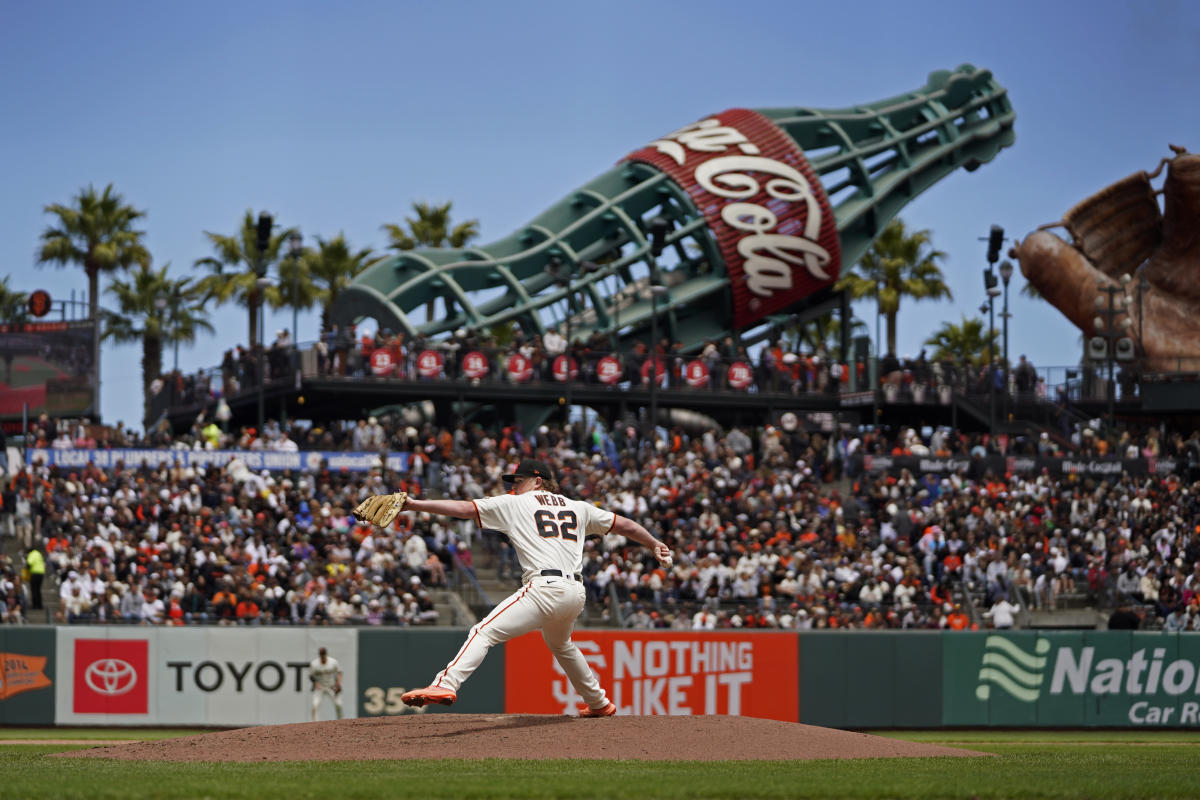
[6,627,1200,727]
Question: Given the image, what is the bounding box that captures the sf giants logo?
[509,632,798,721]
[551,640,608,711]
[73,639,149,714]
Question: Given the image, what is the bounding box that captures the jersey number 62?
[534,509,578,541]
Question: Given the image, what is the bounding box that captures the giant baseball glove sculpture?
[352,492,409,528]
[1016,146,1200,372]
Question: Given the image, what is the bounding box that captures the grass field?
[2,728,1198,800]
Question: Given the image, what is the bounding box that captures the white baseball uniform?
[427,490,615,708]
[309,654,343,720]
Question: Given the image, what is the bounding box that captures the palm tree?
[104,264,213,427]
[304,234,377,334]
[265,238,320,340]
[835,218,952,356]
[193,211,298,349]
[36,184,151,323]
[0,277,29,387]
[923,316,998,366]
[0,277,27,325]
[382,201,480,320]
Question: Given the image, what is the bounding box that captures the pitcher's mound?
[56,715,989,762]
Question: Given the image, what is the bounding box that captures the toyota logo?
[84,658,138,696]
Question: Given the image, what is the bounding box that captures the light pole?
[873,278,883,428]
[645,216,673,443]
[1093,279,1133,428]
[288,232,303,348]
[255,212,273,434]
[998,259,1013,414]
[647,281,668,442]
[545,255,573,421]
[983,225,1004,437]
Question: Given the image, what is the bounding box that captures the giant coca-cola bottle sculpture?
[332,64,1014,352]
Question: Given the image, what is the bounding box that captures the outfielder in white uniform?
[309,646,344,721]
[399,458,672,716]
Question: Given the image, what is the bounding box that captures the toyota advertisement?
[55,628,357,726]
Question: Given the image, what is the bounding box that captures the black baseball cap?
[502,458,554,485]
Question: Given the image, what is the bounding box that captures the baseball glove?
[352,492,409,527]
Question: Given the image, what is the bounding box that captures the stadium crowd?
[3,413,1200,632]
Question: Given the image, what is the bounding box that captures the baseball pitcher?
[309,646,343,721]
[352,458,672,716]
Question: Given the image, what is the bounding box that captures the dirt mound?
[55,715,989,762]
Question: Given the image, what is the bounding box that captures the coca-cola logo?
[624,110,840,328]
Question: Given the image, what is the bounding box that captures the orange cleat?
[579,702,617,717]
[401,686,457,707]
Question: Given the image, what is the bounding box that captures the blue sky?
[2,0,1198,427]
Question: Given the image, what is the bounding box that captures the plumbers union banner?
[943,632,1200,726]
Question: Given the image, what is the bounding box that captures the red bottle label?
[623,109,841,329]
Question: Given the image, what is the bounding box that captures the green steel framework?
[330,64,1015,352]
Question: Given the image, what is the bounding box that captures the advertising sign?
[55,627,357,726]
[623,109,841,328]
[0,319,97,419]
[357,629,503,716]
[944,632,1200,727]
[858,453,1180,479]
[27,448,411,474]
[504,631,798,721]
[0,628,56,724]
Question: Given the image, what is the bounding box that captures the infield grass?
[2,730,1198,800]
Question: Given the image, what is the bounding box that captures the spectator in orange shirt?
[945,604,973,630]
[236,589,261,625]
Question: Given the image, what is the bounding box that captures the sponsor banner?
[859,454,1179,479]
[623,110,841,329]
[26,448,411,474]
[944,632,1200,727]
[0,628,56,724]
[358,629,504,716]
[504,631,797,721]
[0,319,97,418]
[55,627,357,726]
